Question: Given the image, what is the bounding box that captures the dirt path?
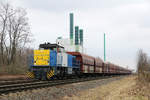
[63,76,149,100]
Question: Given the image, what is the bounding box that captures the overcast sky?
[4,0,150,70]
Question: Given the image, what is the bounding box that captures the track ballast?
[0,75,125,95]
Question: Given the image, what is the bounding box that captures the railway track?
[0,76,123,95]
[0,79,39,85]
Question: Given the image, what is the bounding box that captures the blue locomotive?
[27,43,80,80]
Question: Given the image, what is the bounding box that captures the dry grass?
[0,48,32,75]
[63,76,150,100]
[127,78,150,99]
[0,64,28,75]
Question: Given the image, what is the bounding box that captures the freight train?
[27,43,132,80]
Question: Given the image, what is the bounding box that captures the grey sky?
[4,0,150,70]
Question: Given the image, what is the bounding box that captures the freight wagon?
[94,58,103,74]
[67,52,95,74]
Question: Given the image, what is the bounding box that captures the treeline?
[137,50,150,82]
[0,2,33,74]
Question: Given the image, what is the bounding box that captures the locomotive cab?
[34,43,64,66]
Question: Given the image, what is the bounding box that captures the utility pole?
[104,33,106,62]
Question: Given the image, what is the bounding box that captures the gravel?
[0,76,126,100]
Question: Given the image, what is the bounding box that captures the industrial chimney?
[75,26,79,45]
[79,29,83,46]
[75,26,79,52]
[70,13,74,45]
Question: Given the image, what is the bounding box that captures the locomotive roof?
[39,42,64,49]
[67,52,95,59]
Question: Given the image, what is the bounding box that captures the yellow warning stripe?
[47,70,54,79]
[47,72,54,78]
[27,72,34,78]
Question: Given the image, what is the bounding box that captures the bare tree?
[7,8,31,64]
[137,49,150,81]
[137,50,147,73]
[0,3,13,64]
[0,2,32,65]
